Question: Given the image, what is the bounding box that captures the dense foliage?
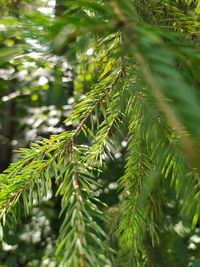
[1,0,200,266]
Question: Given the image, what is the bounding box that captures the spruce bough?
[1,1,200,266]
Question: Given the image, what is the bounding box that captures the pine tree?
[1,0,200,266]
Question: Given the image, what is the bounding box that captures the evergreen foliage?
[1,0,200,266]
